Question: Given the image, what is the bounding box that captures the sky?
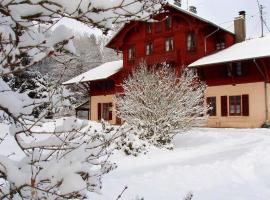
[57,0,270,39]
[185,0,270,38]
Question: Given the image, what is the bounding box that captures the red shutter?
[109,103,113,120]
[221,96,228,116]
[98,103,101,120]
[242,94,249,116]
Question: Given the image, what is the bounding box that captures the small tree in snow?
[116,62,208,147]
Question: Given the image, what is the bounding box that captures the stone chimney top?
[174,0,182,7]
[189,6,197,14]
[234,11,246,42]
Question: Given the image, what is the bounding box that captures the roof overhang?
[62,60,123,85]
[189,35,270,68]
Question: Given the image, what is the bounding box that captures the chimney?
[234,11,246,42]
[189,6,197,14]
[174,0,182,7]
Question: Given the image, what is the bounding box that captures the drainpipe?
[254,59,269,124]
[204,27,220,55]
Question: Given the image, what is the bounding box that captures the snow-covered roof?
[63,60,123,85]
[189,35,270,67]
[107,2,233,48]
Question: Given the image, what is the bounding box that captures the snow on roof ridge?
[107,2,233,48]
[63,60,123,85]
[189,34,270,67]
[167,2,233,34]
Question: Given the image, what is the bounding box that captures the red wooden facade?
[90,4,236,96]
[197,58,270,86]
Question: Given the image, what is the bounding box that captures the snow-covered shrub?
[0,117,117,199]
[115,125,149,156]
[183,192,194,200]
[116,62,208,148]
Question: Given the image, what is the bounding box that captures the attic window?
[235,62,243,76]
[128,46,135,61]
[165,37,174,52]
[146,23,152,34]
[216,39,226,50]
[165,16,172,30]
[156,22,162,32]
[145,42,153,55]
[187,32,196,52]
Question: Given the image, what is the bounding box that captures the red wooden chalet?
[64,1,270,128]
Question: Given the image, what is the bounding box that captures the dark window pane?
[187,32,196,52]
[207,97,216,116]
[165,37,174,52]
[165,16,172,29]
[128,46,135,61]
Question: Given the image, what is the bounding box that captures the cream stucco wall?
[90,95,117,124]
[206,82,269,128]
[89,83,270,128]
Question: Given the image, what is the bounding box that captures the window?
[225,63,243,77]
[207,97,216,116]
[226,64,233,77]
[146,23,152,34]
[229,96,241,116]
[235,62,243,76]
[128,46,135,61]
[216,39,226,50]
[221,95,249,117]
[165,37,174,52]
[98,103,113,121]
[165,16,172,30]
[145,42,153,56]
[187,32,196,52]
[156,22,162,32]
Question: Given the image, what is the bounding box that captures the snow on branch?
[0,0,164,74]
[0,118,122,199]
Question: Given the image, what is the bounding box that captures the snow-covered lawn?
[92,128,270,200]
[1,121,270,200]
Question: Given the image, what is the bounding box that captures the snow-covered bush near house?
[116,62,208,148]
[92,128,270,200]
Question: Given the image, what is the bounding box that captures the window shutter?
[242,94,249,116]
[98,103,101,120]
[221,96,228,116]
[109,103,113,120]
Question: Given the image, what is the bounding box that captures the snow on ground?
[91,128,270,200]
[1,120,270,200]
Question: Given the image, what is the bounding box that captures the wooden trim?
[242,94,249,116]
[221,96,228,116]
[98,103,101,120]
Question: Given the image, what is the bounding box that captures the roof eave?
[189,55,270,68]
